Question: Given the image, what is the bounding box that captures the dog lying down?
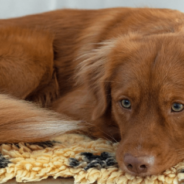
[0,7,183,177]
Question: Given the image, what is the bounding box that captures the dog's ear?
[76,41,115,120]
[90,78,110,120]
[76,33,143,120]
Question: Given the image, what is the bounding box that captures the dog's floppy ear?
[88,73,110,121]
[76,41,116,120]
[76,33,143,120]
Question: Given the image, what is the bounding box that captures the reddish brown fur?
[0,7,184,176]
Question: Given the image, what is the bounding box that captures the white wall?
[0,0,183,19]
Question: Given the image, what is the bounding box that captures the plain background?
[0,0,183,19]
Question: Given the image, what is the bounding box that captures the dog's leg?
[0,27,57,103]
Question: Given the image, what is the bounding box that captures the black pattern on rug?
[69,152,118,170]
[29,141,55,148]
[13,141,56,149]
[0,153,10,168]
[25,140,61,148]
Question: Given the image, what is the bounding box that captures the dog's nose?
[124,154,154,175]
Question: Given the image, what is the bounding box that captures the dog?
[0,7,183,176]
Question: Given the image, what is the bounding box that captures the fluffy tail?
[0,94,82,143]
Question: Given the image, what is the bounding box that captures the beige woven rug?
[0,134,184,184]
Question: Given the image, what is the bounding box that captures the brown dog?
[0,7,183,176]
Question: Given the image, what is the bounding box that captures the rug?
[0,134,183,184]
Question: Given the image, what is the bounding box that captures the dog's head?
[77,32,184,176]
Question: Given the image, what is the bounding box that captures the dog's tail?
[0,94,82,143]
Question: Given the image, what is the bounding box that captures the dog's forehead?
[111,35,184,90]
[150,39,184,87]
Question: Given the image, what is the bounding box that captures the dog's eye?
[121,99,131,109]
[171,103,184,112]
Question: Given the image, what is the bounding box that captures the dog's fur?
[0,7,184,176]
